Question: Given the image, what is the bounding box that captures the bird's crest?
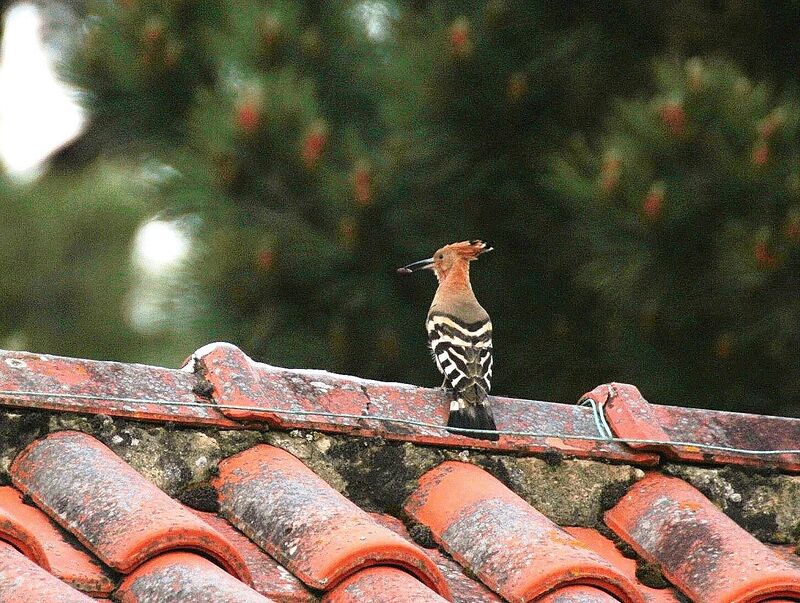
[447,239,493,260]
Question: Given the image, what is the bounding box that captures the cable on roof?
[0,388,798,456]
[578,397,614,439]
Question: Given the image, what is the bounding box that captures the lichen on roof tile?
[0,486,116,596]
[663,462,800,543]
[321,567,449,603]
[10,431,251,582]
[0,541,96,603]
[486,455,645,526]
[405,461,645,603]
[215,444,450,598]
[189,509,316,602]
[605,473,800,602]
[116,551,275,603]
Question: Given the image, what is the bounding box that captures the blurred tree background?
[0,0,799,415]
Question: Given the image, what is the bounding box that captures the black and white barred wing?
[426,314,493,394]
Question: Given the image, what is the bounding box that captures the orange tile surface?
[563,527,679,603]
[606,473,800,603]
[0,486,115,596]
[405,461,645,603]
[321,566,450,602]
[537,585,622,602]
[116,551,276,603]
[369,512,502,603]
[11,431,251,582]
[0,540,95,602]
[215,444,450,598]
[189,509,316,602]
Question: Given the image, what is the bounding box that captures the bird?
[398,240,498,441]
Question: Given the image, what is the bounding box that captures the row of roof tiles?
[1,428,800,602]
[0,343,798,471]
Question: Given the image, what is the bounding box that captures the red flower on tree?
[449,18,473,59]
[599,151,621,194]
[752,144,769,167]
[642,183,664,221]
[302,122,328,169]
[353,162,372,206]
[659,101,687,137]
[235,102,261,134]
[754,241,777,269]
[255,249,275,272]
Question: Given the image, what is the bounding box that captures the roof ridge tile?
[196,343,655,462]
[4,345,799,472]
[581,382,800,471]
[0,349,236,427]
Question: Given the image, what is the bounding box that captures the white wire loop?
[578,397,614,439]
[0,389,798,456]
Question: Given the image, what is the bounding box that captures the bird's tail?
[447,385,499,441]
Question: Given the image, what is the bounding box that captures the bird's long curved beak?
[397,257,434,274]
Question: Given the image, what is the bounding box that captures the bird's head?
[397,240,493,281]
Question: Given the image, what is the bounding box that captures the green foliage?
[0,161,163,361]
[66,0,222,143]
[2,0,799,415]
[548,59,800,413]
[156,0,385,372]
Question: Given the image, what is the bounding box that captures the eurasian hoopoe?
[398,240,498,441]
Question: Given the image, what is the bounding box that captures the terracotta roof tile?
[562,528,679,603]
[320,566,449,602]
[404,460,645,603]
[0,486,115,596]
[10,431,251,582]
[605,472,800,602]
[0,540,95,602]
[424,546,503,603]
[1,343,799,602]
[369,512,502,603]
[537,585,622,602]
[188,509,316,602]
[214,444,450,598]
[115,551,275,603]
[5,344,797,470]
[772,544,800,570]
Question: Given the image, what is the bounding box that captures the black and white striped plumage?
[426,312,498,441]
[397,239,497,439]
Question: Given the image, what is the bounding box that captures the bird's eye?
[437,254,444,260]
